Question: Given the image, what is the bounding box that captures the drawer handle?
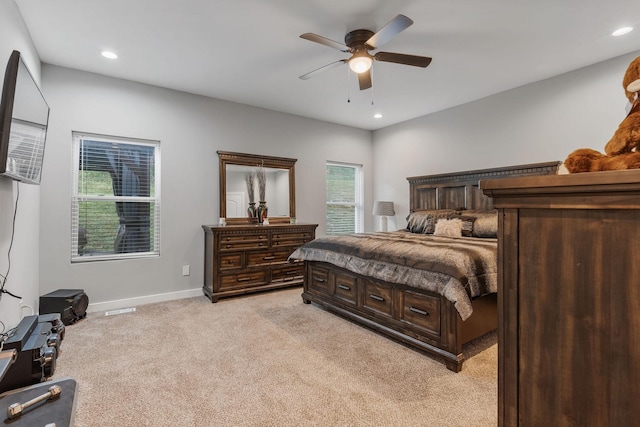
[259,243,264,246]
[263,256,275,260]
[409,306,429,316]
[285,271,297,276]
[338,284,351,291]
[314,277,325,283]
[237,277,252,282]
[369,294,384,302]
[226,244,231,249]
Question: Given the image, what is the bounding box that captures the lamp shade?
[373,201,395,216]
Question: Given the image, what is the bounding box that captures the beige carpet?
[52,287,497,426]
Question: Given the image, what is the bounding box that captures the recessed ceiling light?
[612,27,633,37]
[374,113,383,119]
[101,51,118,59]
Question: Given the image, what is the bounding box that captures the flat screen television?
[0,50,50,185]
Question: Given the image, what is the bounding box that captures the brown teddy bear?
[604,55,640,155]
[564,148,640,172]
[564,55,640,173]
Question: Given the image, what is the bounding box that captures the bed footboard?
[302,261,497,372]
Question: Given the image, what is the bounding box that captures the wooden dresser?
[482,169,640,426]
[202,223,317,302]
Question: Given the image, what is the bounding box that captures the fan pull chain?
[371,67,375,105]
[347,66,351,103]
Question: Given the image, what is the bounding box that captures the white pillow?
[433,218,463,237]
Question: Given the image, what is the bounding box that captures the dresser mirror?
[218,151,296,225]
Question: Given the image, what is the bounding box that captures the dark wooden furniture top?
[202,223,317,302]
[482,169,640,426]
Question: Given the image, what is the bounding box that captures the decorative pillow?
[455,215,476,237]
[406,209,457,234]
[471,212,498,238]
[433,218,463,237]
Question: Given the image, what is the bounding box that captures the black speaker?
[39,289,89,325]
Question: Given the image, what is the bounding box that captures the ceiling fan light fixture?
[349,55,373,74]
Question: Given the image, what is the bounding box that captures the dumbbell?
[6,384,62,419]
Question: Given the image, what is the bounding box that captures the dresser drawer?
[246,250,290,267]
[333,272,357,306]
[219,253,242,270]
[272,231,314,247]
[220,270,268,290]
[399,291,441,335]
[362,280,393,317]
[219,233,268,251]
[308,265,330,294]
[272,264,304,283]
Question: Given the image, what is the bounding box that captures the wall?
[373,50,640,228]
[0,1,42,330]
[7,0,639,316]
[39,65,372,311]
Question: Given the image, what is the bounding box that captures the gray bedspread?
[289,231,497,320]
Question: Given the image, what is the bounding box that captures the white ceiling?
[15,0,640,131]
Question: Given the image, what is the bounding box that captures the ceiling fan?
[299,14,432,91]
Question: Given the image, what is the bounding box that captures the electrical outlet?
[182,265,190,276]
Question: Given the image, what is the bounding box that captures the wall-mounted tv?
[0,50,50,185]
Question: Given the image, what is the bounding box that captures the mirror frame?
[218,151,296,225]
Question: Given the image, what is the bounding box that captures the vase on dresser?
[256,201,268,224]
[247,202,256,219]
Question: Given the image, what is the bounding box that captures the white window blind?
[71,133,160,262]
[326,162,363,235]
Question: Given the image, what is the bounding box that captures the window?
[326,162,363,235]
[71,133,160,261]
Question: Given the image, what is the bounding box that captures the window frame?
[325,161,364,235]
[71,132,161,262]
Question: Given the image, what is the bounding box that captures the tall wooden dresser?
[482,169,640,426]
[202,223,317,302]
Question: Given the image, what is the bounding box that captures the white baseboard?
[87,288,202,314]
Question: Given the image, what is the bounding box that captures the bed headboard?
[407,161,561,211]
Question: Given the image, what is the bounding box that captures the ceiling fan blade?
[300,33,349,52]
[299,59,347,80]
[358,69,372,90]
[374,52,432,68]
[365,14,413,49]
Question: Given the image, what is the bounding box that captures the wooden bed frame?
[302,161,561,372]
